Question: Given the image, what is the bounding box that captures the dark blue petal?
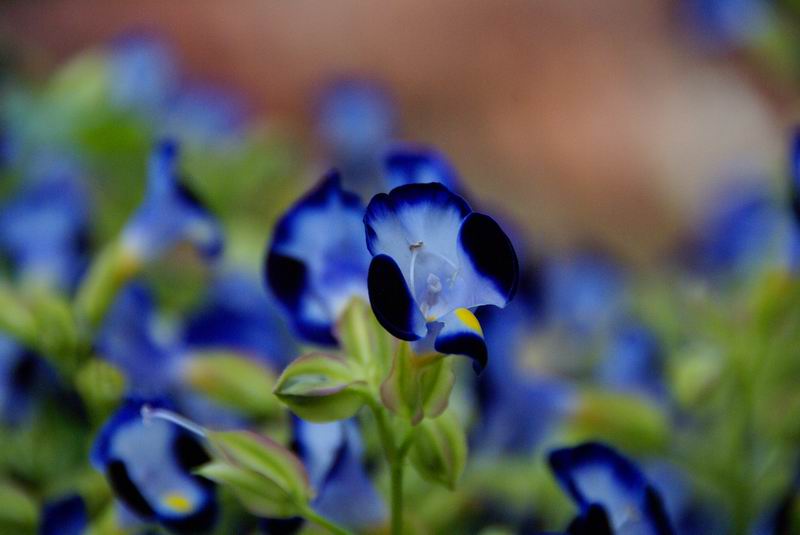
[457,212,519,303]
[433,308,488,373]
[184,274,297,367]
[548,442,675,535]
[383,146,459,190]
[367,254,426,341]
[567,504,613,535]
[266,171,370,345]
[40,494,88,535]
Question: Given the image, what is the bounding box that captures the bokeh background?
[2,0,793,261]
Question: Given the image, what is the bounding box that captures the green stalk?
[302,506,355,535]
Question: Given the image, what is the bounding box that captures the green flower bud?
[408,410,467,490]
[273,353,367,422]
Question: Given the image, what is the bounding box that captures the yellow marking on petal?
[162,492,193,513]
[426,315,438,322]
[455,308,482,335]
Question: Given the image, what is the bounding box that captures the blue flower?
[790,129,800,227]
[91,398,217,533]
[548,442,675,535]
[597,322,667,402]
[690,181,798,278]
[39,494,88,535]
[0,168,90,292]
[545,251,626,336]
[0,334,49,426]
[265,171,371,345]
[364,182,518,372]
[96,284,181,395]
[317,79,395,167]
[383,145,460,192]
[120,140,222,263]
[293,417,386,529]
[183,274,297,368]
[108,34,178,116]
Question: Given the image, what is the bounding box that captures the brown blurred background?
[0,0,791,263]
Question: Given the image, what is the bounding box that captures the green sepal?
[199,430,312,518]
[183,351,281,419]
[380,343,455,425]
[74,358,126,424]
[273,353,367,422]
[408,410,467,490]
[0,480,37,531]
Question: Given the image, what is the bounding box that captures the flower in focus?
[265,171,371,345]
[364,182,518,372]
[39,494,88,535]
[0,164,90,292]
[292,417,385,529]
[91,398,217,533]
[120,140,222,264]
[548,442,675,535]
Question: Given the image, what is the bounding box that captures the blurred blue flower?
[789,129,800,228]
[97,284,181,396]
[39,494,88,535]
[597,321,667,402]
[91,398,217,533]
[383,145,461,192]
[108,34,179,116]
[473,272,574,453]
[545,252,626,336]
[293,417,386,529]
[690,182,798,279]
[265,171,371,345]
[548,442,675,535]
[0,334,49,427]
[161,85,247,148]
[365,182,518,372]
[120,140,222,263]
[0,166,90,292]
[182,274,297,368]
[317,79,395,170]
[682,0,770,51]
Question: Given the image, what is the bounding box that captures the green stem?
[302,507,354,535]
[390,452,405,535]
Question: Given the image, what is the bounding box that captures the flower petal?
[40,495,88,535]
[91,398,217,531]
[548,442,674,535]
[122,140,223,261]
[456,212,519,308]
[433,308,488,373]
[367,254,427,340]
[364,182,471,283]
[384,146,459,190]
[266,171,371,345]
[567,504,614,535]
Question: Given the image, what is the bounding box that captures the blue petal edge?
[383,146,459,190]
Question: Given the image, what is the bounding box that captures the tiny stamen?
[141,405,208,438]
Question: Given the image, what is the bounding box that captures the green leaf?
[380,343,455,425]
[196,462,303,518]
[273,353,366,422]
[184,352,281,418]
[408,410,467,490]
[206,430,311,503]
